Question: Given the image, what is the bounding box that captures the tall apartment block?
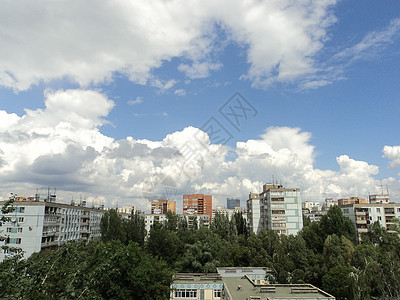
[226,198,241,209]
[247,192,261,234]
[0,199,104,261]
[340,194,400,242]
[247,184,303,235]
[151,200,176,214]
[183,194,212,220]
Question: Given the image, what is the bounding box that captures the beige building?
[340,196,400,242]
[151,200,176,214]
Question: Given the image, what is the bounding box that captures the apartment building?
[226,198,240,210]
[247,184,303,235]
[183,194,212,221]
[212,206,247,222]
[151,200,176,214]
[340,196,400,242]
[143,213,210,233]
[338,197,367,206]
[0,200,104,261]
[171,268,335,300]
[247,192,261,234]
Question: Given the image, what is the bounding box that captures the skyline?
[1,1,400,210]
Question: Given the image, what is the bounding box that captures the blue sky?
[1,1,400,210]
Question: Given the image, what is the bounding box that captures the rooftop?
[223,276,335,300]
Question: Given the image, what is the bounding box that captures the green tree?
[322,265,353,300]
[319,205,355,243]
[146,222,183,264]
[100,208,125,243]
[165,210,178,231]
[125,211,146,246]
[1,193,23,258]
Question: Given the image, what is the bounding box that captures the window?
[378,216,382,221]
[18,217,24,223]
[19,207,25,213]
[376,208,381,213]
[174,289,197,298]
[6,227,11,233]
[214,289,222,298]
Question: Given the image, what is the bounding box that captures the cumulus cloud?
[0,91,396,210]
[0,0,338,91]
[383,145,400,168]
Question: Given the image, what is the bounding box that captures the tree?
[322,265,353,300]
[165,210,178,232]
[176,241,219,273]
[1,193,23,258]
[319,205,355,243]
[125,211,146,246]
[146,222,183,264]
[100,209,125,243]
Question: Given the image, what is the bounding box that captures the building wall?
[226,198,240,209]
[250,184,303,236]
[151,200,176,214]
[1,205,44,260]
[183,194,212,220]
[247,193,261,234]
[341,203,400,242]
[0,201,105,261]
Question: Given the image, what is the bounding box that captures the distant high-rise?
[183,194,212,220]
[151,200,176,214]
[227,198,240,209]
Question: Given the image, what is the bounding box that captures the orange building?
[151,200,176,214]
[183,194,212,220]
[338,197,367,206]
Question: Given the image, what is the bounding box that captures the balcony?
[356,219,367,225]
[42,231,59,237]
[355,211,368,216]
[41,240,59,248]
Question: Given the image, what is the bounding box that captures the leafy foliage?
[1,205,399,299]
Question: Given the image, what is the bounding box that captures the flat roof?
[223,276,335,300]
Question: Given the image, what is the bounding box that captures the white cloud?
[178,61,222,79]
[127,97,143,105]
[0,94,396,210]
[174,89,187,97]
[0,0,338,91]
[383,145,400,168]
[334,18,400,62]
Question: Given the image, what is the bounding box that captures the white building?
[143,213,210,234]
[212,206,247,222]
[247,192,261,234]
[0,200,104,261]
[340,201,400,242]
[248,184,303,235]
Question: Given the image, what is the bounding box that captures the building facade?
[0,200,104,261]
[171,268,335,300]
[226,198,240,209]
[248,184,303,235]
[151,200,176,214]
[340,200,400,242]
[247,192,261,234]
[183,194,212,220]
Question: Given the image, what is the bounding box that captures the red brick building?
[183,194,212,220]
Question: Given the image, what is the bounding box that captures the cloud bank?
[0,0,337,91]
[0,89,397,210]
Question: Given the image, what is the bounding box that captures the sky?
[1,0,400,212]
